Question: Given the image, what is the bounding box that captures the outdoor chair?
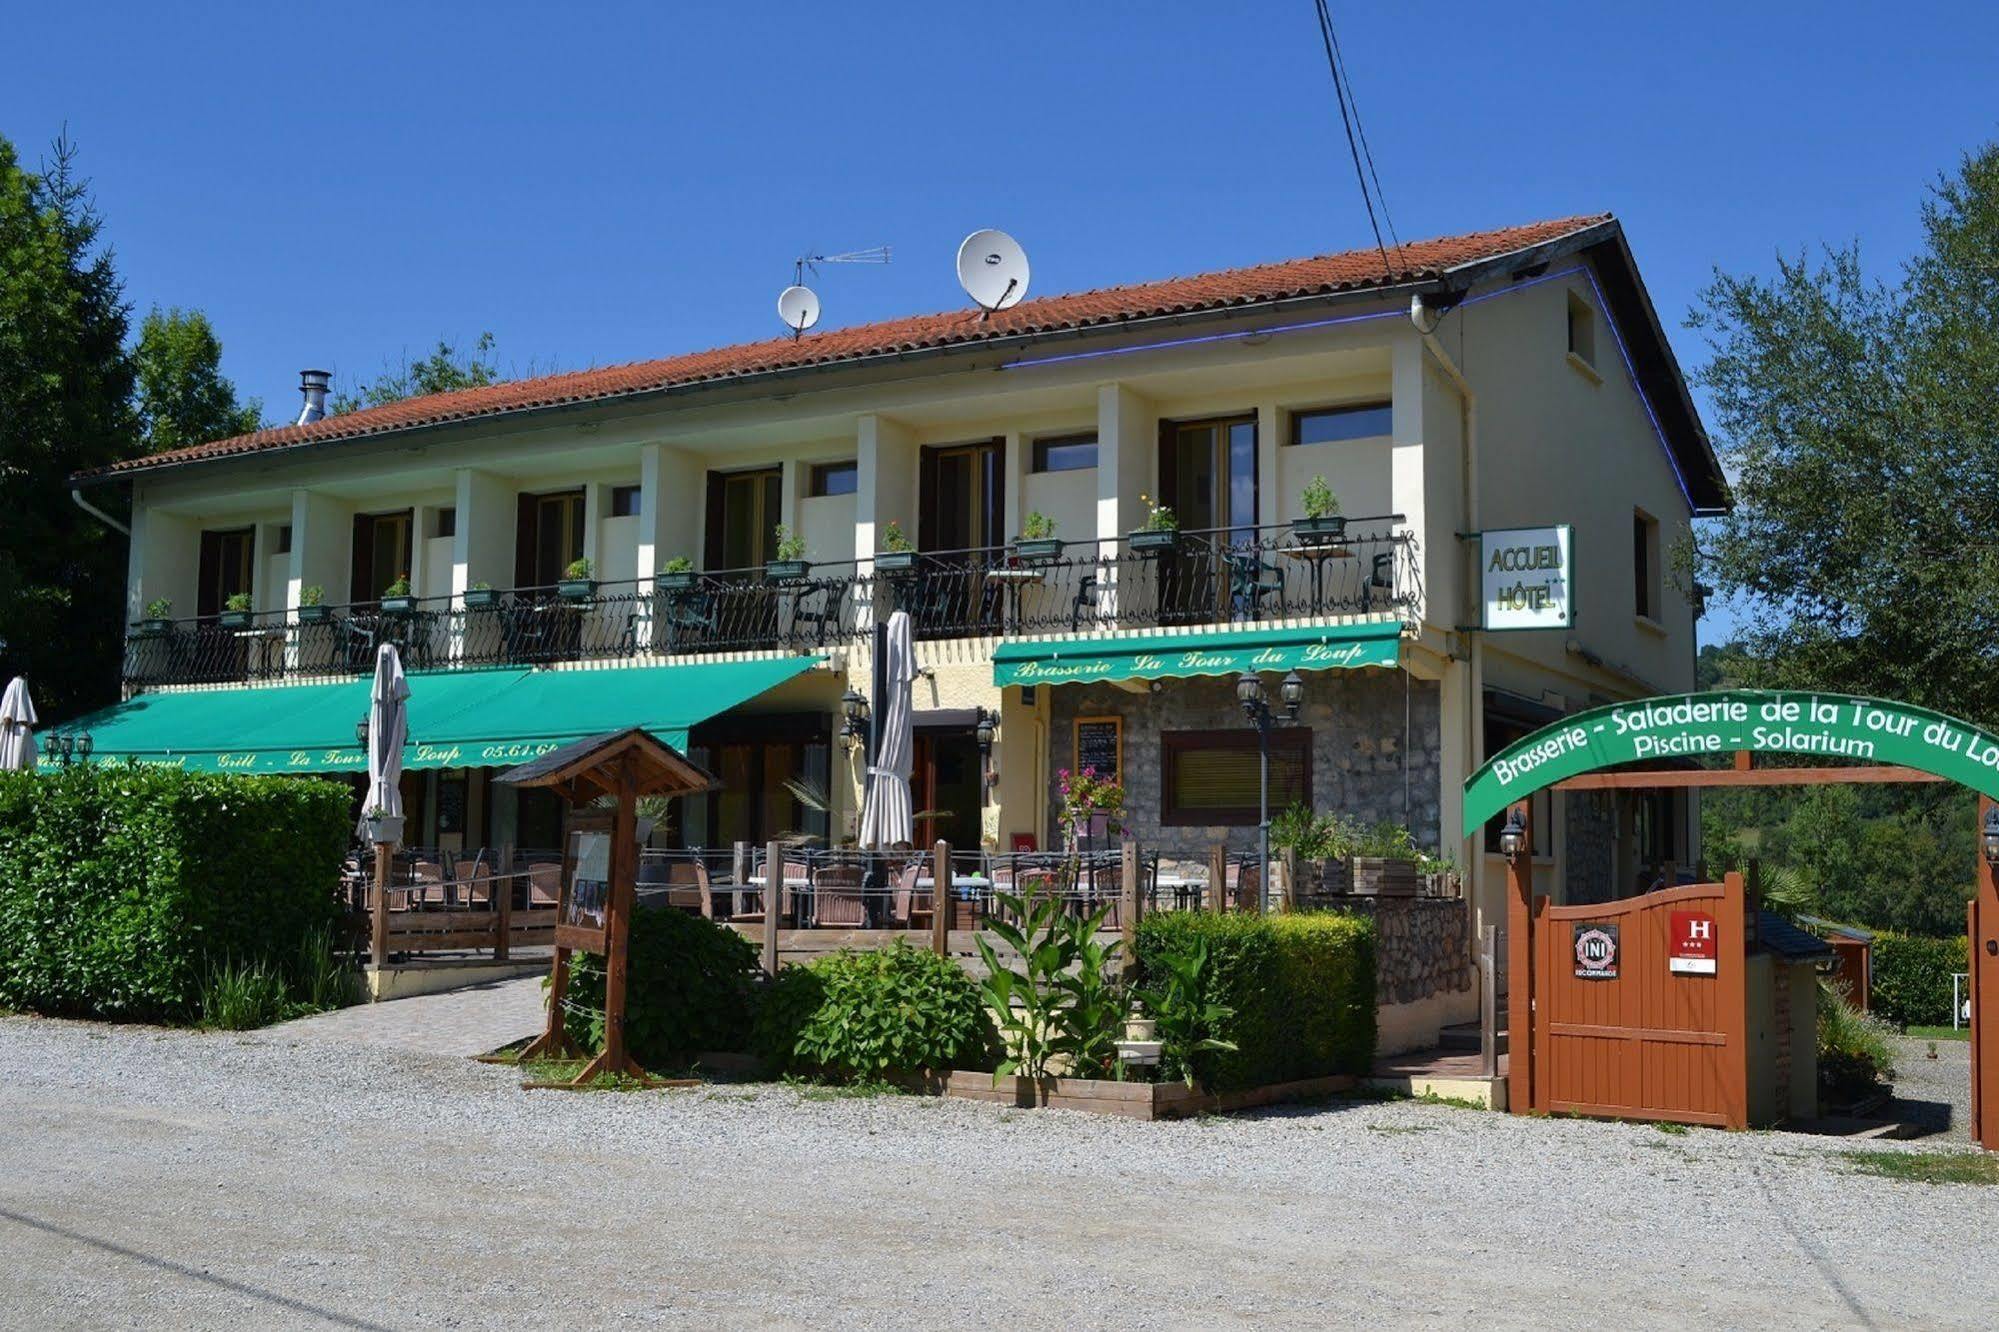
[1070,572,1100,631]
[660,589,719,653]
[889,861,926,928]
[1361,551,1396,611]
[664,861,715,919]
[1225,549,1284,618]
[413,859,447,907]
[455,852,491,907]
[336,614,377,672]
[811,864,867,928]
[787,580,844,646]
[526,861,562,907]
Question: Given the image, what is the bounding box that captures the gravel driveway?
[2,1013,1996,1330]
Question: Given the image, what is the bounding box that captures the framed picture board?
[1072,715,1123,786]
[554,811,614,954]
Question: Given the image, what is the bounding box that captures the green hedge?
[752,941,998,1081]
[1869,932,1968,1028]
[565,906,763,1067]
[0,766,349,1021]
[1133,911,1376,1092]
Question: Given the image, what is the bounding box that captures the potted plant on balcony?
[874,520,918,573]
[219,592,254,629]
[138,598,174,636]
[361,803,406,847]
[1012,511,1062,564]
[657,555,697,592]
[298,585,329,623]
[381,574,416,614]
[1128,494,1180,555]
[766,527,809,583]
[1292,475,1346,546]
[462,580,501,610]
[557,558,596,601]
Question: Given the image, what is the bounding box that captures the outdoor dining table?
[981,566,1045,634]
[1278,543,1354,614]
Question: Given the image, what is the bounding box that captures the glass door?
[917,441,1004,636]
[1162,415,1257,622]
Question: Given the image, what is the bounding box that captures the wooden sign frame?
[553,811,615,955]
[1073,715,1123,785]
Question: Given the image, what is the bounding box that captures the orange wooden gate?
[1972,794,1999,1149]
[1529,875,1749,1128]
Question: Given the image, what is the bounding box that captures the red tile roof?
[87,214,1612,479]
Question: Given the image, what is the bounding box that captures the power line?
[1312,0,1402,275]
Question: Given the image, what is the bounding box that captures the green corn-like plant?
[975,878,1124,1084]
[1133,935,1238,1088]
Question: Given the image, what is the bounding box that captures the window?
[808,461,857,497]
[1636,791,1679,867]
[350,510,412,603]
[704,468,783,571]
[197,527,256,617]
[1031,434,1097,473]
[514,490,584,588]
[1567,290,1596,368]
[1634,509,1660,621]
[275,524,293,555]
[1160,728,1311,826]
[1289,402,1392,446]
[434,507,457,539]
[610,485,642,517]
[1482,706,1554,856]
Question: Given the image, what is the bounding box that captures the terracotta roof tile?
[87,215,1610,478]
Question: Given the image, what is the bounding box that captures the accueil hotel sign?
[1480,524,1573,631]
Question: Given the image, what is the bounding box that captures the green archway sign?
[1462,690,1999,839]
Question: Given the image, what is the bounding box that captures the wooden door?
[1532,875,1749,1129]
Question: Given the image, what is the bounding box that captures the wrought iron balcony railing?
[120,521,1417,688]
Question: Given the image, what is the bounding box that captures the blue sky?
[7,3,1996,643]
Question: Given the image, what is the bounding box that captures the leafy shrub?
[563,906,762,1067]
[755,942,997,1081]
[1818,980,1899,1099]
[1134,911,1375,1091]
[1869,932,1968,1028]
[0,766,348,1021]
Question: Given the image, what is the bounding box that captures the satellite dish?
[777,284,820,336]
[957,229,1030,314]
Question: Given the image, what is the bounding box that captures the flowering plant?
[1138,493,1177,532]
[1057,765,1126,843]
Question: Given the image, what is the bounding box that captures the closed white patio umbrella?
[359,644,409,841]
[0,677,36,771]
[859,611,915,850]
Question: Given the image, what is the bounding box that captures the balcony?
[121,521,1417,688]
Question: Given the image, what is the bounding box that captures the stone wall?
[1335,897,1472,1006]
[1563,789,1617,905]
[1043,668,1442,865]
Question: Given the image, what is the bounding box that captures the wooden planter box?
[381,595,417,613]
[556,579,596,602]
[873,550,919,573]
[218,610,254,629]
[463,587,502,609]
[137,619,173,637]
[656,571,698,592]
[297,604,331,623]
[1128,529,1180,556]
[1315,856,1352,896]
[1351,856,1420,897]
[918,1069,1356,1121]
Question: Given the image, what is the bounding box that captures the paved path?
[263,974,546,1056]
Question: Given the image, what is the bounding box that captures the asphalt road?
[2,1013,1995,1330]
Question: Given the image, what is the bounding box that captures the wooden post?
[1975,795,1999,1151]
[1207,844,1227,914]
[494,840,514,961]
[599,756,640,1076]
[370,842,391,971]
[732,841,749,919]
[1505,799,1534,1116]
[1280,848,1300,913]
[1478,924,1499,1080]
[1720,870,1750,1130]
[763,838,782,977]
[931,839,952,958]
[1120,838,1141,980]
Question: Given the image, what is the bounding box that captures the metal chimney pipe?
[297,369,331,425]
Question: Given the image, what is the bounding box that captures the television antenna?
[776,245,890,338]
[956,229,1030,317]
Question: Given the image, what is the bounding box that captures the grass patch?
[1841,1150,1999,1185]
[1904,1025,1970,1042]
[784,1075,906,1101]
[198,958,293,1030]
[515,1056,663,1092]
[1652,1121,1691,1136]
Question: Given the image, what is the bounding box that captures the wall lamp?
[42,730,92,767]
[1499,807,1527,865]
[840,688,872,752]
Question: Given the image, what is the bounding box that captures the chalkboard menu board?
[1073,716,1123,785]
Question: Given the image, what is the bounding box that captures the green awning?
[992,620,1404,688]
[74,657,823,774]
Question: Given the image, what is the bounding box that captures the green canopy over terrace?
[64,657,823,774]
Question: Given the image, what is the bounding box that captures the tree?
[1690,142,1999,731]
[0,132,137,721]
[133,306,261,453]
[330,331,501,414]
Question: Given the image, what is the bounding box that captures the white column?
[453,469,512,597]
[1390,332,1428,625]
[1002,429,1025,544]
[286,489,349,671]
[1256,401,1282,531]
[856,414,914,632]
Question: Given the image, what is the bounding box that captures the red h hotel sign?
[1669,910,1719,976]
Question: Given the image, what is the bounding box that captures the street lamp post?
[42,729,92,768]
[1237,669,1305,911]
